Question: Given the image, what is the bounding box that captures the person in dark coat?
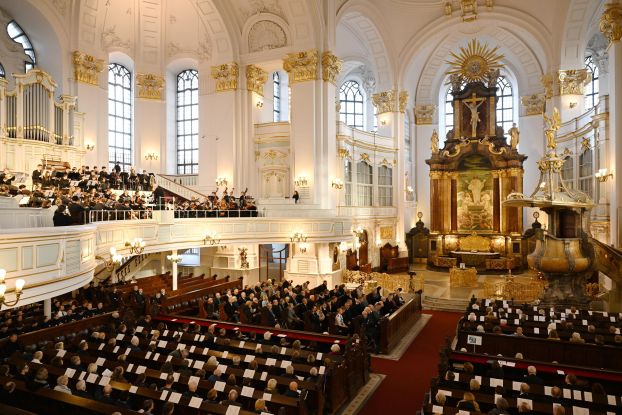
[53,205,73,226]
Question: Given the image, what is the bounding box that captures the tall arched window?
[378,165,393,206]
[108,63,133,172]
[273,72,281,122]
[561,156,574,190]
[0,63,4,78]
[6,20,36,71]
[579,148,593,198]
[444,88,454,138]
[584,55,599,110]
[176,69,199,174]
[357,161,373,206]
[496,76,514,138]
[339,80,364,129]
[344,159,352,206]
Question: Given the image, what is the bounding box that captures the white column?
[44,298,52,319]
[608,40,622,246]
[518,113,545,229]
[414,123,436,225]
[171,250,178,291]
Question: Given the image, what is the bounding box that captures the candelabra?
[144,153,159,161]
[215,177,228,187]
[85,143,95,151]
[298,242,309,254]
[125,238,146,254]
[102,247,124,270]
[294,176,308,187]
[0,269,26,309]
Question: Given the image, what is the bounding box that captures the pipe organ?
[0,70,84,174]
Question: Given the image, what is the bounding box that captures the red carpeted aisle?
[358,311,461,414]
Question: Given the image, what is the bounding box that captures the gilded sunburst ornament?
[446,39,504,83]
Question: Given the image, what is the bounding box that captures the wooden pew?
[379,297,420,354]
[160,278,244,315]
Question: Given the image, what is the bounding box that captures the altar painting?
[457,155,493,231]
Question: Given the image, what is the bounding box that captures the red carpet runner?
[359,311,461,414]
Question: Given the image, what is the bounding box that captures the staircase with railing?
[94,253,153,284]
[154,174,209,202]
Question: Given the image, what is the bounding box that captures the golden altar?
[449,266,478,287]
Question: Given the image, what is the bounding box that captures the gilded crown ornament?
[211,63,239,92]
[246,64,268,96]
[446,39,504,83]
[600,2,622,43]
[136,73,165,100]
[73,51,104,86]
[283,49,319,83]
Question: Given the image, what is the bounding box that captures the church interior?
[0,0,622,414]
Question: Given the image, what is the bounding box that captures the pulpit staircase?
[154,174,208,203]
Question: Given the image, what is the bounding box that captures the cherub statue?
[431,129,439,154]
[543,108,561,150]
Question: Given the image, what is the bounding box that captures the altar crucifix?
[463,93,486,138]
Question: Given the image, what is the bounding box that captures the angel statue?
[543,108,561,150]
[431,129,439,154]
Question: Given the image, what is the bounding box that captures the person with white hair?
[220,389,241,407]
[523,365,542,384]
[330,343,341,354]
[54,375,72,394]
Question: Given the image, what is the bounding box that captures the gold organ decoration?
[72,51,104,86]
[540,72,559,99]
[321,51,342,84]
[558,69,591,95]
[246,64,268,96]
[136,73,165,100]
[414,105,436,125]
[600,1,622,43]
[282,49,319,83]
[380,227,394,240]
[211,63,239,92]
[521,94,546,116]
[446,39,504,84]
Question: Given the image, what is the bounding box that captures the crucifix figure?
[463,93,486,138]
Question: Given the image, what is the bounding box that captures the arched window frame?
[176,69,199,175]
[356,160,373,206]
[561,155,574,190]
[6,20,36,72]
[108,63,133,172]
[273,72,281,122]
[378,165,393,206]
[496,76,514,139]
[339,80,365,129]
[0,63,5,78]
[579,147,593,199]
[584,55,599,111]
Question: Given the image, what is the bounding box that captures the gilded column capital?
[321,51,342,84]
[558,69,590,95]
[283,49,319,84]
[211,62,239,92]
[540,72,559,99]
[246,64,268,96]
[372,90,397,114]
[600,2,622,43]
[414,104,436,125]
[72,51,104,86]
[520,94,546,116]
[398,91,409,113]
[429,171,444,180]
[136,73,165,100]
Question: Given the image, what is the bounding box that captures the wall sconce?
[294,176,308,187]
[204,232,221,245]
[290,232,307,243]
[376,238,382,248]
[85,143,95,151]
[102,247,124,270]
[125,238,146,254]
[298,242,309,254]
[256,100,264,108]
[380,119,387,125]
[145,153,159,161]
[167,253,182,263]
[595,168,613,182]
[405,185,414,194]
[569,101,578,109]
[353,226,364,238]
[0,269,26,308]
[331,178,344,189]
[215,177,228,187]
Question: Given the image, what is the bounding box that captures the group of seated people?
[0,304,348,415]
[170,187,258,217]
[182,279,406,353]
[461,298,622,346]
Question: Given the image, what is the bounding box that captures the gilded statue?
[431,129,439,154]
[508,123,520,150]
[543,108,561,150]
